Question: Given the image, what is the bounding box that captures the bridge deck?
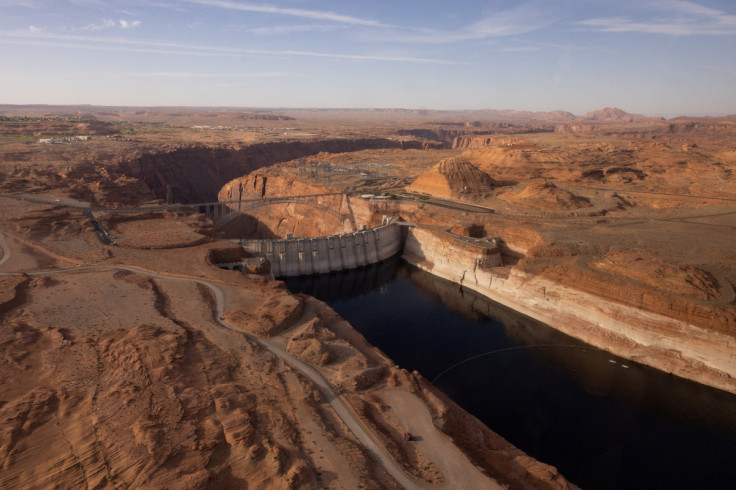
[93,193,344,213]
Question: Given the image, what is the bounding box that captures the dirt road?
[0,231,502,489]
[384,389,502,489]
[0,233,418,488]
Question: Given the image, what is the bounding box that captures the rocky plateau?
[1,105,736,488]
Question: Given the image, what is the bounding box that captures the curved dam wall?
[241,219,403,277]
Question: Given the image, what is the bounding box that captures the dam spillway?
[240,218,404,277]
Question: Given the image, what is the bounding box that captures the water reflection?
[406,265,736,434]
[284,254,401,302]
[286,259,736,490]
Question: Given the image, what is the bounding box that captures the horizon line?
[0,102,734,120]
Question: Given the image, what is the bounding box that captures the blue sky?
[1,0,735,116]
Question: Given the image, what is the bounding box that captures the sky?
[1,0,735,116]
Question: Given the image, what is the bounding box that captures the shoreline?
[402,226,736,395]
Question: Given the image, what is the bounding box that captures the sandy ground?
[0,232,382,488]
[0,227,517,489]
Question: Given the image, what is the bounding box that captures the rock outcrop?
[498,181,591,210]
[217,171,354,238]
[591,251,722,300]
[121,138,421,203]
[406,158,496,201]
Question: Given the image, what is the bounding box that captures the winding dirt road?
[0,231,500,489]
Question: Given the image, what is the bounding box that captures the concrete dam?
[240,217,404,277]
[238,218,504,278]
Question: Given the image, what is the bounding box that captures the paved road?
[0,232,426,489]
[397,192,495,214]
[0,193,91,208]
[90,193,345,214]
[582,186,736,203]
[0,192,343,213]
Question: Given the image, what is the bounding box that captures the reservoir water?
[285,257,736,489]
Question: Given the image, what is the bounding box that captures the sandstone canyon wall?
[403,227,736,394]
[122,138,418,203]
[217,171,397,239]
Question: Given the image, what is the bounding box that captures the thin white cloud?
[579,1,736,35]
[246,71,288,77]
[181,0,385,27]
[467,2,562,38]
[0,0,38,6]
[68,0,107,9]
[578,16,736,35]
[496,46,540,53]
[144,1,189,13]
[511,37,620,54]
[119,19,142,29]
[361,1,565,44]
[118,71,288,78]
[250,24,345,35]
[0,29,456,64]
[81,19,116,31]
[0,38,230,57]
[648,0,723,17]
[81,18,141,31]
[272,49,453,63]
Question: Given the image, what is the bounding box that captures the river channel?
[285,256,736,489]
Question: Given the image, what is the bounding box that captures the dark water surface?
[285,257,736,490]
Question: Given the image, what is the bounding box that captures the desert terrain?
[2,104,736,488]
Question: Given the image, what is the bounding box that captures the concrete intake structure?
[241,218,403,277]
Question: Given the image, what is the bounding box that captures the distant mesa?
[471,107,666,123]
[499,181,591,210]
[406,158,496,201]
[480,109,578,122]
[584,107,663,123]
